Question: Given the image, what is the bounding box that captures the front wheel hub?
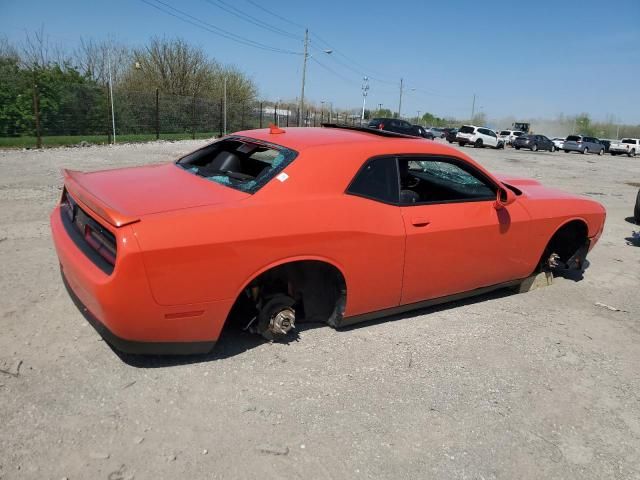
[268,308,295,336]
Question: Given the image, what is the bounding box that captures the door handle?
[411,217,430,227]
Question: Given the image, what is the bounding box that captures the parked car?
[457,125,504,149]
[444,128,458,143]
[563,135,605,155]
[428,127,445,138]
[599,139,612,153]
[499,130,524,146]
[413,125,435,140]
[367,118,422,137]
[609,138,639,157]
[551,137,565,150]
[50,124,605,354]
[513,134,556,152]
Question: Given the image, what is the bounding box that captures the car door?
[540,135,551,150]
[344,156,406,314]
[397,155,532,305]
[479,128,497,147]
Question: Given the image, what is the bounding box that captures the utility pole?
[398,78,403,118]
[470,93,476,123]
[298,28,309,127]
[417,110,421,125]
[360,77,369,126]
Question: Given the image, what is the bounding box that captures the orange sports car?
[50,125,606,355]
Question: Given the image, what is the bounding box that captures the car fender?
[232,254,349,303]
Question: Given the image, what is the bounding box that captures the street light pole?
[360,76,369,126]
[470,93,476,123]
[398,78,403,118]
[417,110,421,125]
[298,28,309,127]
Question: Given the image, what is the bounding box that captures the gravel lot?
[0,138,639,480]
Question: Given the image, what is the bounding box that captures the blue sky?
[2,0,639,123]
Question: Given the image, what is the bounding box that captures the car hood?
[496,173,594,201]
[63,163,249,224]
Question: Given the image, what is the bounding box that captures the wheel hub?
[268,308,295,335]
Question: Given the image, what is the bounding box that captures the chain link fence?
[0,84,363,148]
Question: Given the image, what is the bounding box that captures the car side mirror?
[495,187,516,209]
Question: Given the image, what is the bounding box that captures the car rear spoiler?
[62,169,140,228]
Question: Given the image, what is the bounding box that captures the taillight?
[60,189,75,222]
[84,224,116,265]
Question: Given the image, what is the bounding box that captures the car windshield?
[177,136,297,194]
[459,126,475,134]
[499,131,510,135]
[566,135,581,141]
[622,139,636,144]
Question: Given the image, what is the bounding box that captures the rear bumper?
[61,268,215,355]
[609,147,630,154]
[51,205,233,355]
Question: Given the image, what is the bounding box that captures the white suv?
[498,129,524,146]
[457,125,504,149]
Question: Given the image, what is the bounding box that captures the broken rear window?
[176,136,297,194]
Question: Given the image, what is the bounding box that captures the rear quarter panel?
[132,143,409,316]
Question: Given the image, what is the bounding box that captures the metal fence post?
[106,84,112,144]
[155,88,160,140]
[259,102,263,128]
[32,80,42,148]
[219,99,223,137]
[191,95,197,140]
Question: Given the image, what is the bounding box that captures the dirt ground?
[0,137,639,480]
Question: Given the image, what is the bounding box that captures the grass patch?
[0,132,217,149]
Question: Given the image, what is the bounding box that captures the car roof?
[231,126,462,156]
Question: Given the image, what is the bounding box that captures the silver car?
[563,135,605,155]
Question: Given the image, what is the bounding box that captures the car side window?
[398,156,496,205]
[347,157,399,204]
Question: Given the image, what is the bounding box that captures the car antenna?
[269,123,286,134]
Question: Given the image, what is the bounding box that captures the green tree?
[575,113,596,136]
[371,108,394,119]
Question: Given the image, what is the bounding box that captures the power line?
[309,56,359,87]
[139,0,300,55]
[202,0,301,41]
[243,0,397,87]
[309,32,398,85]
[244,0,307,30]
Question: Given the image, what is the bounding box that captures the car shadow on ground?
[624,216,639,225]
[113,326,283,368]
[115,285,535,368]
[336,286,528,334]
